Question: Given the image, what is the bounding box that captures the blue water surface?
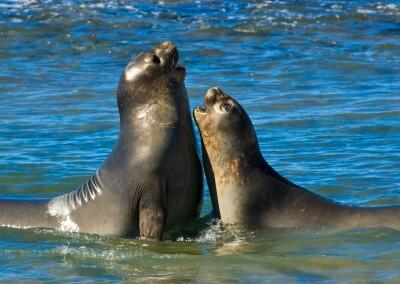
[0,0,400,282]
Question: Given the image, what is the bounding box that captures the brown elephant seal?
[193,87,400,230]
[0,41,203,239]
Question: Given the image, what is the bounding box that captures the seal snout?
[206,87,220,98]
[205,87,223,106]
[193,88,218,122]
[154,41,179,68]
[159,40,175,49]
[194,87,223,120]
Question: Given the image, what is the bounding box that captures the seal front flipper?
[138,179,167,240]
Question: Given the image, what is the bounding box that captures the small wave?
[177,218,254,244]
[377,3,398,11]
[233,27,258,34]
[356,8,376,15]
[357,3,399,16]
[173,218,230,243]
[0,0,37,9]
[195,218,226,242]
[54,244,146,262]
[330,4,342,10]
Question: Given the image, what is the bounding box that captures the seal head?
[122,40,185,85]
[117,41,187,128]
[194,87,260,161]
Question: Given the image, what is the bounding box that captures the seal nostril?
[160,41,174,48]
[152,55,161,64]
[207,87,220,97]
[211,87,219,95]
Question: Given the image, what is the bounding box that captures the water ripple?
[1,0,400,282]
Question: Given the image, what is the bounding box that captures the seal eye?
[222,103,232,112]
[152,55,161,64]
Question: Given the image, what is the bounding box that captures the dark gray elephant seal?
[0,41,203,239]
[193,87,400,230]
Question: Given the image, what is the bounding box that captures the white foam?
[0,0,36,9]
[377,4,397,10]
[357,8,376,15]
[0,224,30,230]
[252,1,272,11]
[48,195,71,217]
[47,195,79,233]
[196,219,226,242]
[330,4,342,10]
[59,215,79,232]
[47,172,103,233]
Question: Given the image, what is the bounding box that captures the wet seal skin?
[0,41,203,239]
[194,87,400,230]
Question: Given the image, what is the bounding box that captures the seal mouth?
[194,106,207,113]
[194,87,222,117]
[193,105,207,125]
[173,62,186,81]
[167,43,186,79]
[172,54,186,78]
[173,59,186,76]
[174,63,185,72]
[155,41,186,73]
[193,96,208,122]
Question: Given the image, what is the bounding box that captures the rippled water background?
[1,0,400,282]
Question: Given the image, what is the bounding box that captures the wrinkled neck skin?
[201,129,266,223]
[202,134,262,182]
[101,76,190,183]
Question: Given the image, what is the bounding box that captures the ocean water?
[1,0,400,282]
